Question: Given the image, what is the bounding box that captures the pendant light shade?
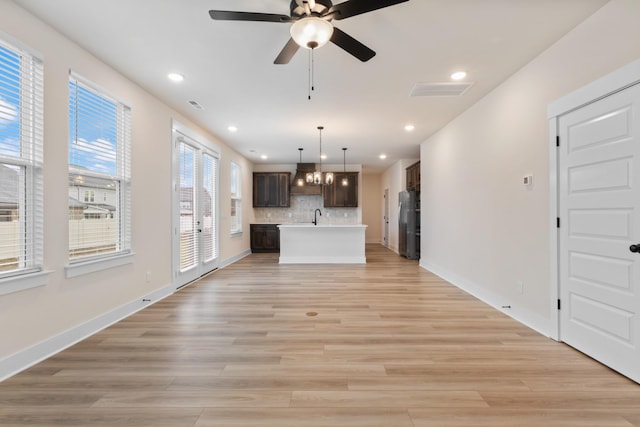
[290,17,334,50]
[325,172,334,185]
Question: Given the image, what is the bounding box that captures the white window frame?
[0,32,47,295]
[230,161,242,235]
[65,73,133,278]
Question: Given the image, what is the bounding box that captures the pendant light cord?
[318,127,322,174]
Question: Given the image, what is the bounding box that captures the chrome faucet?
[312,208,322,225]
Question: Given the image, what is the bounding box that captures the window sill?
[231,231,243,237]
[0,270,51,296]
[65,252,135,278]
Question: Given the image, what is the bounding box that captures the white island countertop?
[278,224,367,264]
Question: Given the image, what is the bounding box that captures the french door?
[172,126,219,287]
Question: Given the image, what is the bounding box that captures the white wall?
[420,0,640,334]
[361,174,382,244]
[0,2,252,372]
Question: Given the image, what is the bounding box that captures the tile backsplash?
[254,195,360,225]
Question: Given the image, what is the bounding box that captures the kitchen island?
[278,224,367,264]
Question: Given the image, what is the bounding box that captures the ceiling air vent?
[188,100,204,110]
[410,82,474,97]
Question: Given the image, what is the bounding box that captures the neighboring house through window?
[0,35,44,285]
[68,73,131,263]
[230,161,242,234]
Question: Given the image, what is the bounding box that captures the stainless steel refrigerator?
[398,190,420,260]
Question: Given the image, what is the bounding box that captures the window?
[0,36,44,284]
[230,162,241,234]
[68,73,131,264]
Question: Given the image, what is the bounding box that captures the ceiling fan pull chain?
[311,48,315,94]
[308,49,312,100]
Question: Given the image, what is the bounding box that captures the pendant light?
[297,148,305,187]
[341,147,349,186]
[308,126,333,185]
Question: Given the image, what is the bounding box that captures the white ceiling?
[14,0,609,172]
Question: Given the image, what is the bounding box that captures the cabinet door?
[322,177,336,207]
[263,227,280,250]
[338,173,358,207]
[278,173,290,207]
[406,162,420,192]
[253,174,266,207]
[253,173,278,207]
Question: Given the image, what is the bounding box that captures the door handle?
[630,244,640,253]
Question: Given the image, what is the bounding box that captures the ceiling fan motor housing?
[290,0,333,19]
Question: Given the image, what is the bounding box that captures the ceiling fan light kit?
[290,17,334,49]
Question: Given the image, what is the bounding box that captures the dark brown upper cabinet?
[253,172,290,208]
[406,161,420,192]
[323,172,358,207]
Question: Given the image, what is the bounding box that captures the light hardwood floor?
[1,244,639,426]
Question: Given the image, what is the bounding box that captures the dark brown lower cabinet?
[250,224,280,253]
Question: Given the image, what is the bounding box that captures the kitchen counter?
[277,224,367,264]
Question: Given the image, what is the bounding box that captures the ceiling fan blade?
[209,10,292,23]
[329,0,409,20]
[330,27,376,62]
[274,38,300,64]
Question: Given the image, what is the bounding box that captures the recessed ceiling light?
[451,71,467,81]
[321,154,327,160]
[228,126,238,133]
[167,73,184,83]
[261,155,268,160]
[379,154,387,160]
[404,124,415,132]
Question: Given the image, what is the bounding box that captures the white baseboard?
[220,249,251,269]
[420,259,552,337]
[0,282,175,382]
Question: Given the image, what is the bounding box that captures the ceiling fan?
[209,0,409,64]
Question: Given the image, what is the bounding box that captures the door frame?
[171,120,221,289]
[548,58,640,341]
[383,188,390,247]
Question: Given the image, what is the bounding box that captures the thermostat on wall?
[523,175,533,186]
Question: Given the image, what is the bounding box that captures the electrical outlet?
[145,271,151,283]
[516,281,524,294]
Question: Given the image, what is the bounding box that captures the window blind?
[0,38,44,278]
[179,142,197,271]
[68,74,131,261]
[203,152,217,262]
[230,161,241,234]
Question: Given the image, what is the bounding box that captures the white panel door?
[558,83,640,383]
